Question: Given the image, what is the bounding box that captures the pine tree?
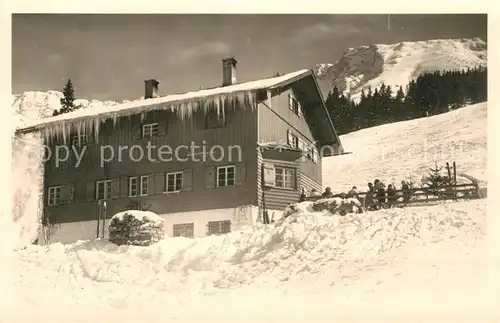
[53,79,83,116]
[422,162,451,196]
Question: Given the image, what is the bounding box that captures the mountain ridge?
[315,37,487,99]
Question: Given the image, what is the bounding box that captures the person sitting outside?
[386,184,397,206]
[401,180,411,203]
[347,186,359,199]
[364,182,375,210]
[322,187,334,198]
[374,179,387,206]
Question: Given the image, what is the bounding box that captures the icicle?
[94,118,100,144]
[113,114,118,128]
[61,122,67,145]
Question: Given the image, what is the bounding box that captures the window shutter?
[111,178,120,199]
[154,173,165,194]
[85,181,95,202]
[86,132,94,144]
[263,163,276,187]
[298,102,303,118]
[59,184,74,204]
[131,120,142,140]
[235,163,246,186]
[205,166,216,189]
[288,93,293,110]
[120,177,129,198]
[157,119,168,136]
[182,169,193,191]
[287,130,293,146]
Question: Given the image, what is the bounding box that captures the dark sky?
[12,14,487,101]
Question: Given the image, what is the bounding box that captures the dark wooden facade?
[41,70,341,230]
[44,103,259,224]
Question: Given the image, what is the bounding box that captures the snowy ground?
[4,200,494,322]
[4,103,495,322]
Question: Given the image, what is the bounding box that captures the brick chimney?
[144,79,159,99]
[222,57,237,86]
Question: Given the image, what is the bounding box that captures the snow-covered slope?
[315,38,487,99]
[323,102,487,192]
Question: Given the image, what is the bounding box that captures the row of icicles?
[34,90,271,144]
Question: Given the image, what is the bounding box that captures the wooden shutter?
[287,130,293,146]
[131,118,142,140]
[111,178,120,199]
[157,119,168,136]
[154,173,165,194]
[120,177,129,198]
[235,163,246,186]
[288,93,293,110]
[182,169,193,191]
[205,166,216,189]
[263,163,276,187]
[85,181,95,202]
[86,132,94,144]
[59,184,74,204]
[298,101,303,118]
[194,106,207,130]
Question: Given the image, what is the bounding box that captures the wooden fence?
[303,183,484,209]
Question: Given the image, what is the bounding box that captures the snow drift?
[315,38,487,99]
[7,199,487,319]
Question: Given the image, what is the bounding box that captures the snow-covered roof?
[17,69,312,134]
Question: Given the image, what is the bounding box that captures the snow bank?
[9,199,486,316]
[111,210,165,224]
[8,102,45,249]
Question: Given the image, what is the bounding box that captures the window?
[217,165,235,187]
[298,138,305,152]
[72,134,88,146]
[287,130,298,148]
[208,220,231,235]
[166,172,183,193]
[142,123,159,137]
[129,177,138,197]
[205,109,226,129]
[304,146,319,164]
[96,180,112,200]
[47,186,61,206]
[288,93,302,116]
[140,176,149,196]
[173,223,194,238]
[275,167,295,189]
[312,147,319,163]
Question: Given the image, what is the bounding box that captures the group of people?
[299,179,413,211]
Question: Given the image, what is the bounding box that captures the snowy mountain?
[10,91,139,128]
[315,38,487,99]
